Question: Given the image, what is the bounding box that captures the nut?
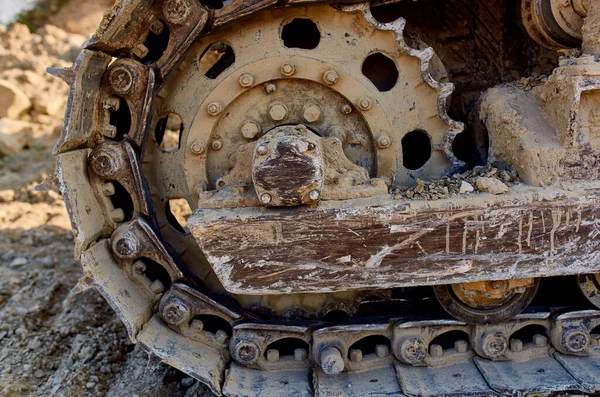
[375,344,390,358]
[190,139,206,155]
[294,348,307,361]
[161,297,190,326]
[323,70,339,85]
[266,349,280,362]
[163,0,191,25]
[358,96,373,111]
[454,340,469,353]
[114,232,140,258]
[90,148,120,178]
[150,279,165,294]
[309,190,321,201]
[510,339,523,352]
[133,260,146,274]
[104,97,120,111]
[240,121,261,139]
[303,104,321,123]
[563,329,589,353]
[269,104,288,121]
[341,104,353,115]
[150,20,165,35]
[257,145,268,156]
[109,65,135,95]
[429,344,443,357]
[190,319,204,332]
[320,346,344,375]
[207,102,223,116]
[239,73,255,88]
[281,63,296,76]
[260,193,272,205]
[215,330,229,344]
[132,44,149,59]
[377,134,392,149]
[533,334,548,347]
[349,349,363,362]
[265,83,277,94]
[211,139,223,151]
[482,332,508,358]
[233,340,261,366]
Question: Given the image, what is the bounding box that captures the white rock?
[0,80,31,119]
[0,118,34,156]
[459,181,474,194]
[476,177,509,195]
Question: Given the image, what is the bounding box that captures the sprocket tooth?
[46,66,76,86]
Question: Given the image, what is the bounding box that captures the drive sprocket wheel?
[51,1,464,394]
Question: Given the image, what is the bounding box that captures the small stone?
[0,119,35,156]
[0,80,31,119]
[180,377,195,388]
[86,382,96,389]
[89,375,99,383]
[476,177,509,194]
[9,257,27,267]
[459,181,474,194]
[0,189,16,202]
[33,369,45,379]
[414,180,425,195]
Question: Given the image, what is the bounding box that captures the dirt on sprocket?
[0,149,215,397]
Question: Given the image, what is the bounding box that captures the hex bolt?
[103,125,117,139]
[239,73,255,88]
[269,104,288,121]
[323,70,339,85]
[161,297,190,326]
[233,340,261,366]
[190,139,206,155]
[215,330,229,344]
[257,145,268,156]
[349,349,363,362]
[320,346,345,376]
[563,329,589,353]
[104,97,121,111]
[294,348,307,361]
[377,134,392,149]
[150,279,165,294]
[103,182,116,197]
[114,233,140,258]
[133,260,146,274]
[376,344,390,358]
[260,193,272,205]
[482,332,508,358]
[207,102,223,116]
[110,208,126,223]
[190,319,204,333]
[454,340,469,353]
[211,139,223,151]
[281,62,296,76]
[400,338,427,364]
[303,104,321,123]
[150,20,165,35]
[266,349,280,362]
[309,190,321,202]
[533,334,548,347]
[429,344,443,358]
[132,44,149,59]
[341,104,353,115]
[510,339,523,352]
[109,65,135,95]
[358,96,373,111]
[91,149,120,178]
[265,83,277,94]
[240,121,261,139]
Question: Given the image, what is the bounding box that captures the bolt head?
[257,145,268,156]
[115,236,139,257]
[281,63,296,76]
[341,104,353,115]
[303,105,321,123]
[400,338,427,364]
[161,298,190,326]
[260,193,272,204]
[190,139,206,155]
[239,73,255,88]
[358,96,373,111]
[163,0,191,25]
[375,344,390,358]
[266,349,280,362]
[233,341,261,366]
[349,349,363,362]
[133,260,146,274]
[240,122,261,139]
[454,340,469,353]
[207,102,222,116]
[323,70,339,85]
[265,83,277,94]
[532,334,548,347]
[109,65,135,95]
[190,319,204,332]
[309,190,321,201]
[564,330,589,353]
[320,346,344,375]
[429,344,443,358]
[215,330,229,344]
[150,279,165,294]
[294,348,307,361]
[510,338,523,352]
[91,149,120,178]
[377,134,392,149]
[269,104,288,121]
[211,139,223,151]
[482,332,508,358]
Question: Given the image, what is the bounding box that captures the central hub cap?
[253,125,323,207]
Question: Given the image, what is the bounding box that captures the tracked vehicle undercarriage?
[49,0,600,395]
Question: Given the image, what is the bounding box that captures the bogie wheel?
[433,278,540,324]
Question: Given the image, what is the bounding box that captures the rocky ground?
[0,21,214,397]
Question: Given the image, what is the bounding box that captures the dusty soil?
[0,149,215,397]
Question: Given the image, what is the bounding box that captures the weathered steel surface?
[190,185,600,294]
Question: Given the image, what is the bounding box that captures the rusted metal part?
[50,50,111,155]
[101,59,156,148]
[190,185,600,294]
[550,310,600,356]
[110,218,185,284]
[433,279,540,324]
[521,0,584,50]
